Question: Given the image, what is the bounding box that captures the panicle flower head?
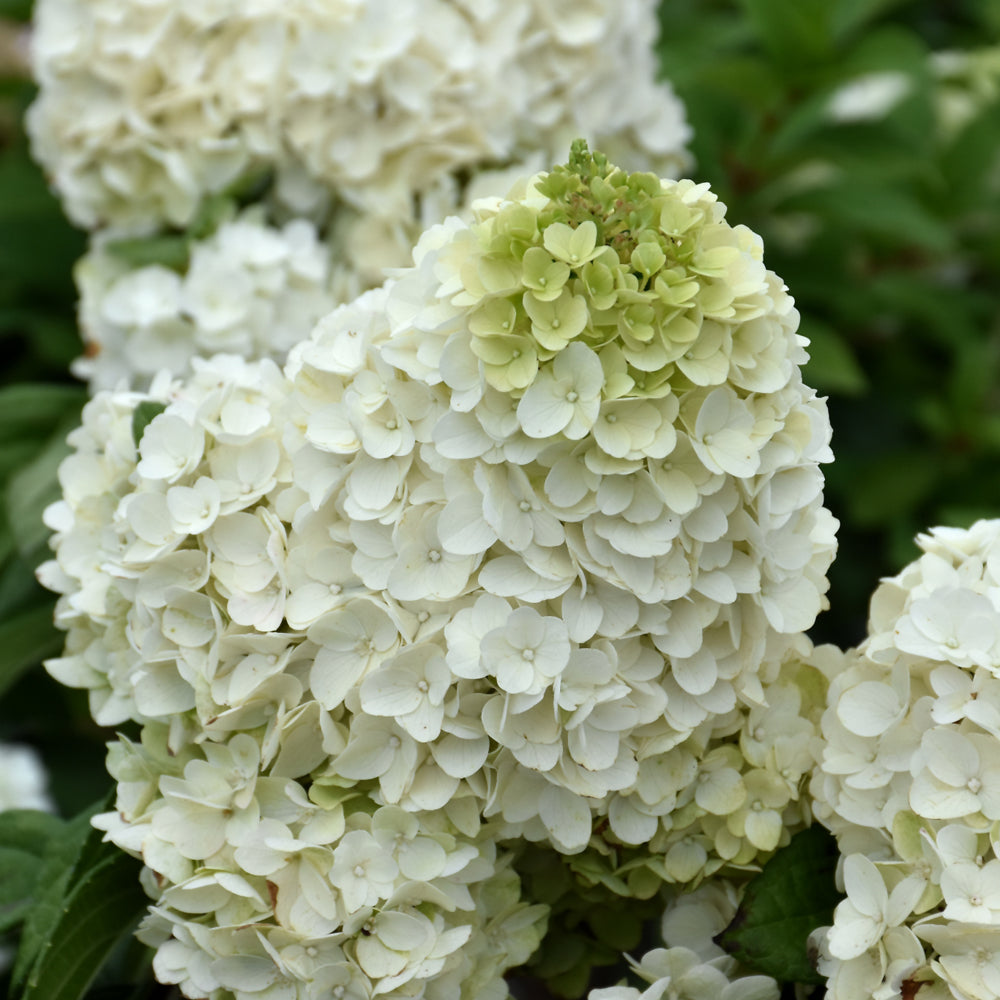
[810,519,1000,1000]
[28,0,690,234]
[39,145,836,998]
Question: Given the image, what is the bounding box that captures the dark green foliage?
[513,845,669,997]
[7,798,150,1000]
[716,826,841,984]
[131,401,167,448]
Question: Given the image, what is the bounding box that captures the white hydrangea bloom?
[73,210,351,391]
[28,0,691,233]
[0,742,54,812]
[39,149,837,995]
[810,518,1000,1000]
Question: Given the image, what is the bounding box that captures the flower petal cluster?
[41,356,547,998]
[75,211,346,391]
[810,519,1000,1000]
[99,724,547,1000]
[39,147,835,996]
[590,881,780,1000]
[28,0,690,234]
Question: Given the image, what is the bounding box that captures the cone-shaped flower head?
[810,518,1000,999]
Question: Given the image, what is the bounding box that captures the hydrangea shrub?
[39,145,837,997]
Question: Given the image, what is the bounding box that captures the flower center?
[428,549,442,563]
[521,648,535,661]
[566,390,579,403]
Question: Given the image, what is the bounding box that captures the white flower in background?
[0,742,54,812]
[932,46,1000,140]
[810,518,1000,999]
[826,71,912,123]
[74,211,346,391]
[28,0,690,233]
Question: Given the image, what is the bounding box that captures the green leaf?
[105,235,190,272]
[0,0,33,22]
[828,0,911,41]
[5,425,74,560]
[131,401,167,448]
[0,810,65,932]
[12,794,147,1000]
[12,805,100,990]
[800,318,868,395]
[187,193,235,241]
[740,0,833,67]
[788,182,952,250]
[0,385,86,447]
[716,825,841,985]
[20,854,147,1000]
[0,600,62,700]
[844,448,940,528]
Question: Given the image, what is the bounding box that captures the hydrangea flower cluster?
[810,519,1000,999]
[75,210,348,391]
[589,880,780,1000]
[28,0,690,234]
[39,147,836,996]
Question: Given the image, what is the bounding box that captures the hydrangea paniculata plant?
[39,145,836,998]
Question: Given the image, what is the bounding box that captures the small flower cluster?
[590,880,780,1000]
[28,0,690,233]
[75,210,347,391]
[40,149,835,996]
[810,519,1000,999]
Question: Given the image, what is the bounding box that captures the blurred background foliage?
[0,0,998,994]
